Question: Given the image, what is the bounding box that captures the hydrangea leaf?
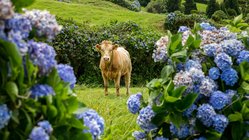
[228,112,243,122]
[161,65,174,80]
[239,61,249,81]
[175,93,198,112]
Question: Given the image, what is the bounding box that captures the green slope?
[28,0,166,32]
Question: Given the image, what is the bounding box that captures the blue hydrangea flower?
[29,127,49,140]
[209,91,229,110]
[24,9,62,41]
[212,114,228,133]
[7,31,28,56]
[220,39,244,57]
[202,43,220,57]
[5,13,32,38]
[188,68,205,83]
[176,63,184,72]
[214,53,232,71]
[30,84,55,98]
[170,123,190,138]
[183,104,197,118]
[76,109,104,140]
[132,131,146,140]
[28,40,57,75]
[178,26,189,33]
[197,104,216,127]
[208,67,220,80]
[137,105,157,132]
[194,137,207,140]
[154,136,169,140]
[200,22,216,31]
[167,13,176,23]
[221,68,238,86]
[0,104,12,130]
[225,89,236,103]
[152,47,168,62]
[38,120,53,134]
[185,60,202,71]
[0,0,14,20]
[57,64,76,89]
[199,77,217,97]
[237,50,249,64]
[127,93,142,114]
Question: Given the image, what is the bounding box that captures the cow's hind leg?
[102,72,108,96]
[114,72,121,96]
[124,72,131,96]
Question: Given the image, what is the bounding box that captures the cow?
[95,40,132,96]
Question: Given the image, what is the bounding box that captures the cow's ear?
[113,44,118,50]
[95,44,101,51]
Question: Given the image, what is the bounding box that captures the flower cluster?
[0,0,14,20]
[76,109,105,140]
[0,104,12,130]
[127,92,142,114]
[152,36,169,62]
[30,84,55,98]
[29,120,53,140]
[57,64,77,89]
[136,105,157,132]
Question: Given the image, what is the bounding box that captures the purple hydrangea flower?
[237,50,249,64]
[30,84,55,98]
[178,26,190,33]
[200,22,216,31]
[24,9,62,40]
[132,131,146,140]
[173,71,193,88]
[29,127,49,140]
[127,93,142,114]
[170,123,190,138]
[209,91,229,110]
[183,104,197,118]
[152,47,168,62]
[5,13,32,38]
[38,120,53,134]
[28,40,57,75]
[57,64,76,89]
[0,0,14,20]
[185,60,202,71]
[194,137,207,140]
[221,68,238,86]
[0,104,12,130]
[197,104,216,127]
[7,31,28,56]
[188,68,205,83]
[208,67,220,80]
[214,53,232,71]
[212,114,228,133]
[76,109,104,140]
[199,77,217,97]
[220,39,244,57]
[137,105,157,132]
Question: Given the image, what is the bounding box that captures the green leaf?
[169,34,182,54]
[233,14,243,26]
[241,104,249,120]
[5,81,18,102]
[169,112,183,128]
[170,49,187,59]
[164,95,180,103]
[166,80,174,94]
[64,96,79,114]
[171,86,186,98]
[241,82,249,93]
[161,65,174,80]
[239,61,249,81]
[66,117,84,129]
[231,122,244,140]
[47,105,58,119]
[175,93,198,112]
[12,0,35,12]
[228,112,243,122]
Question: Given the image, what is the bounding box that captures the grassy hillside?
[28,0,166,32]
[75,86,148,140]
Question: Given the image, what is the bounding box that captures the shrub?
[223,0,241,15]
[138,0,150,6]
[166,0,182,12]
[146,0,167,13]
[51,19,164,86]
[184,0,197,14]
[227,8,238,17]
[107,0,141,12]
[0,0,104,139]
[194,0,208,4]
[127,23,249,140]
[211,10,228,21]
[206,0,220,18]
[164,11,208,33]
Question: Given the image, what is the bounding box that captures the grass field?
[28,0,166,32]
[75,86,148,140]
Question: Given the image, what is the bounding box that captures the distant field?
[28,0,166,32]
[75,86,148,140]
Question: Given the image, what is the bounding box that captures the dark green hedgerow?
[51,18,164,86]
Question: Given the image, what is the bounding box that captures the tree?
[206,0,220,18]
[184,0,197,14]
[167,0,181,12]
[223,0,240,15]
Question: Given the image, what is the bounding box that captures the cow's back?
[113,47,132,75]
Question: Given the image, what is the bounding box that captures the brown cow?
[95,40,132,96]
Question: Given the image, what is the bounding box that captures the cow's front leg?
[114,72,121,96]
[102,72,108,96]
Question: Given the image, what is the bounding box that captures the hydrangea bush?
[0,0,104,139]
[127,22,249,139]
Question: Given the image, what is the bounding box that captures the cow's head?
[96,40,118,63]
